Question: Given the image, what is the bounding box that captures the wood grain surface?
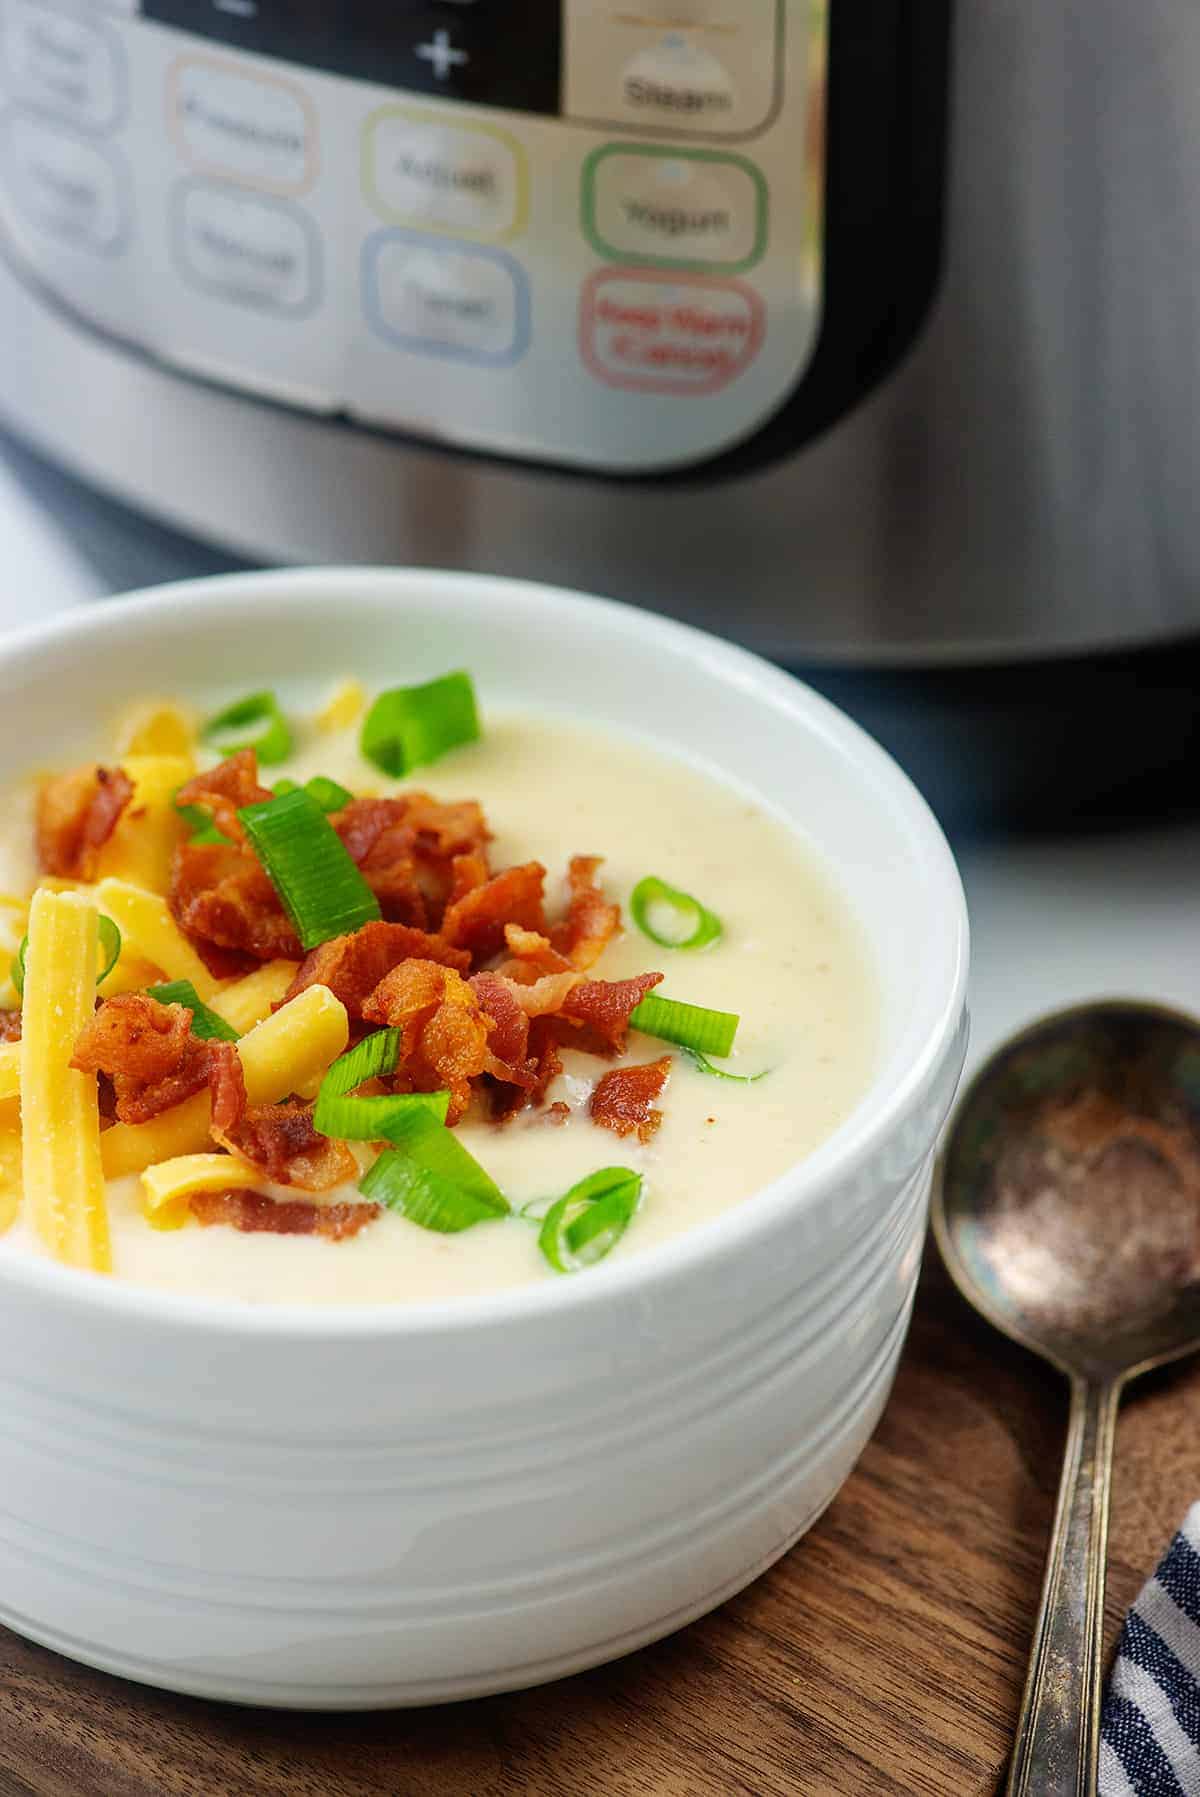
[0,1245,1196,1797]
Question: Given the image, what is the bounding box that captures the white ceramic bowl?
[0,570,968,1708]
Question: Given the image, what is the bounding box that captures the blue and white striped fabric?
[1101,1505,1200,1796]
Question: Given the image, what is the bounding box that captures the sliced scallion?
[304,774,353,813]
[175,801,229,846]
[13,913,121,1000]
[273,775,353,813]
[631,876,722,951]
[238,788,381,950]
[361,671,480,777]
[202,690,293,766]
[683,1047,769,1084]
[359,1109,508,1233]
[314,1030,451,1140]
[146,979,240,1042]
[538,1166,642,1275]
[629,992,738,1058]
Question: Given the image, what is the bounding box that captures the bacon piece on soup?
[190,1189,380,1240]
[527,1017,565,1107]
[363,959,493,1124]
[441,862,547,965]
[281,920,470,1019]
[213,1097,357,1193]
[174,749,274,844]
[560,973,664,1054]
[0,1010,20,1044]
[208,1041,246,1137]
[170,838,302,965]
[470,971,530,1073]
[333,794,491,928]
[496,924,573,981]
[70,992,247,1128]
[449,851,489,902]
[591,1056,672,1144]
[550,856,621,972]
[36,763,134,881]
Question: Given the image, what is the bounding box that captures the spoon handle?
[1007,1377,1120,1797]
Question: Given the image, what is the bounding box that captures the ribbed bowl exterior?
[0,1014,965,1708]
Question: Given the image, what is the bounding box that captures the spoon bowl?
[933,999,1200,1796]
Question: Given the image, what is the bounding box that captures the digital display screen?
[141,2,563,115]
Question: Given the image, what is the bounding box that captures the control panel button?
[580,268,763,394]
[363,230,530,366]
[583,145,766,272]
[363,109,526,242]
[172,178,320,314]
[168,55,317,194]
[0,106,127,251]
[563,2,779,137]
[4,0,124,132]
[144,2,563,116]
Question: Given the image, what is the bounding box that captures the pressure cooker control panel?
[0,0,824,473]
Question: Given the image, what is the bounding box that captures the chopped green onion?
[631,876,722,951]
[683,1047,769,1084]
[314,1030,450,1140]
[238,789,381,950]
[273,775,353,813]
[538,1167,642,1275]
[13,914,121,1000]
[629,992,738,1058]
[322,1028,401,1096]
[304,775,353,813]
[146,979,240,1042]
[361,671,480,777]
[359,1109,508,1233]
[175,801,229,846]
[202,690,293,765]
[96,915,122,987]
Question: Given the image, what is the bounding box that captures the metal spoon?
[932,999,1200,1797]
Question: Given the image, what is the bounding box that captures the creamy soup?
[0,699,877,1305]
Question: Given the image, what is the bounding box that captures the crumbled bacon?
[282,920,470,1018]
[333,794,491,928]
[527,1016,565,1107]
[70,993,247,1128]
[441,862,547,963]
[174,749,274,843]
[213,1098,357,1193]
[449,851,489,902]
[550,856,621,971]
[190,1189,380,1240]
[560,973,664,1053]
[470,971,530,1071]
[170,838,302,965]
[36,763,134,881]
[0,1010,20,1044]
[496,924,573,981]
[591,1056,672,1143]
[362,958,492,1124]
[208,1042,246,1137]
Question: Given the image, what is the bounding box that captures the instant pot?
[0,1,1197,824]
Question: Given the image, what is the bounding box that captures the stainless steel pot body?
[0,0,1196,663]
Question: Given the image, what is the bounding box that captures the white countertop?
[1,445,1197,1080]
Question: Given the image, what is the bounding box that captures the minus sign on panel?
[214,0,259,16]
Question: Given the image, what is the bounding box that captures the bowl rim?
[0,567,969,1337]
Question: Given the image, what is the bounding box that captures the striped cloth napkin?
[1101,1504,1200,1795]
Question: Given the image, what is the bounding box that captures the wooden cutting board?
[1,1246,1196,1797]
